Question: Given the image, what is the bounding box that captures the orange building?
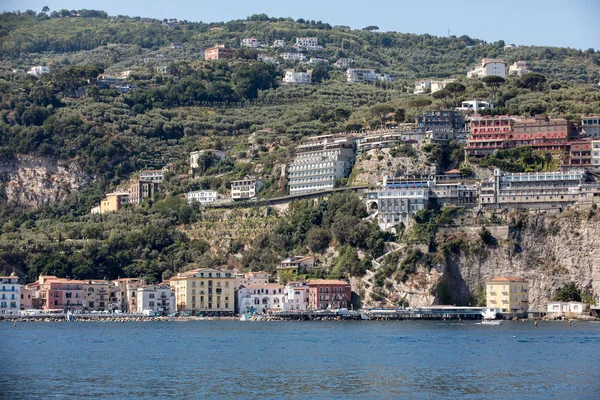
[204,45,235,61]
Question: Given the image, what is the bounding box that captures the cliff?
[0,154,90,208]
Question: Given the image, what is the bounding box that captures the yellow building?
[99,192,129,214]
[486,276,529,313]
[170,268,234,315]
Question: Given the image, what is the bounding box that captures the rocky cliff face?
[0,154,90,208]
[364,207,600,310]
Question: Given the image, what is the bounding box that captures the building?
[295,37,321,50]
[592,139,600,168]
[568,140,592,167]
[414,79,432,94]
[0,275,20,316]
[511,115,577,152]
[187,190,218,205]
[287,135,356,195]
[129,179,159,205]
[33,276,87,312]
[204,45,235,60]
[115,84,136,93]
[307,280,352,310]
[347,68,376,83]
[416,110,465,132]
[112,278,145,313]
[486,276,529,314]
[97,75,125,88]
[457,100,493,113]
[272,40,286,48]
[170,268,235,315]
[140,169,165,183]
[231,177,263,200]
[281,52,306,61]
[431,171,478,205]
[283,70,312,84]
[27,66,50,76]
[508,61,530,76]
[466,115,513,156]
[430,79,457,93]
[237,283,286,314]
[283,282,310,311]
[467,58,506,78]
[257,54,278,64]
[241,38,259,48]
[155,65,168,74]
[190,149,227,169]
[546,302,589,317]
[365,177,431,230]
[234,271,269,291]
[308,57,328,65]
[333,58,353,68]
[277,256,316,282]
[171,42,183,49]
[99,192,129,214]
[136,284,175,315]
[479,168,600,207]
[581,116,600,137]
[82,280,113,312]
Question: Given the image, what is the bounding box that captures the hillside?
[1,9,600,307]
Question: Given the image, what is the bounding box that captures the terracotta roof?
[445,169,461,174]
[487,276,527,283]
[240,284,284,290]
[308,279,350,286]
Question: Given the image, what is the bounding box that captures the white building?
[582,116,600,138]
[272,40,286,48]
[508,61,530,76]
[136,284,175,315]
[308,58,328,65]
[257,54,279,64]
[27,66,50,76]
[283,70,312,84]
[467,58,506,79]
[187,190,218,205]
[457,100,493,112]
[333,58,353,68]
[242,38,259,48]
[190,149,227,169]
[140,169,165,183]
[281,52,307,61]
[295,37,321,50]
[431,79,457,93]
[156,65,168,74]
[546,302,589,316]
[237,284,286,314]
[284,282,310,311]
[346,68,377,83]
[591,139,600,168]
[0,275,20,316]
[231,177,263,200]
[287,136,356,195]
[414,79,432,94]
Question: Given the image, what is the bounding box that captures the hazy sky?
[3,0,599,50]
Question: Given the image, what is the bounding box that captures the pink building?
[32,276,86,312]
[307,279,352,310]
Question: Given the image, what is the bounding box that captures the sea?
[2,320,600,399]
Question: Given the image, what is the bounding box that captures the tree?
[394,109,406,123]
[408,97,432,115]
[369,104,395,126]
[311,64,330,83]
[517,72,547,91]
[42,6,50,13]
[482,75,505,102]
[362,25,379,32]
[553,282,582,302]
[306,227,331,253]
[432,88,452,109]
[444,81,466,107]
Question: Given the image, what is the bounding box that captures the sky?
[3,0,600,50]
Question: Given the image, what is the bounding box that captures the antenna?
[448,28,450,37]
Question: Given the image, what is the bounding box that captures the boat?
[481,319,503,325]
[240,313,251,321]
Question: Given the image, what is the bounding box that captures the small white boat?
[240,313,250,321]
[481,319,503,325]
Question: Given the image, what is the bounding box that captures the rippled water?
[2,320,600,399]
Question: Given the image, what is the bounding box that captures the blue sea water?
[2,320,600,399]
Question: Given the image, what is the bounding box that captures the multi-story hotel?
[231,177,263,200]
[486,276,528,313]
[346,68,376,83]
[365,177,431,230]
[129,179,159,205]
[204,45,235,61]
[295,37,321,49]
[479,168,600,207]
[415,110,465,132]
[241,38,259,48]
[307,280,352,310]
[592,139,600,168]
[171,268,235,315]
[0,274,20,316]
[568,140,592,167]
[280,52,306,61]
[581,116,600,137]
[467,58,506,79]
[287,136,355,195]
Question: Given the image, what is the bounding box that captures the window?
[149,301,154,307]
[149,293,155,298]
